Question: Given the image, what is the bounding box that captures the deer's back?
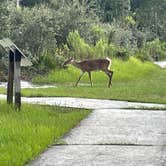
[78,59,110,72]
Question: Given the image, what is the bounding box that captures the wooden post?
[7,50,14,104]
[14,49,21,109]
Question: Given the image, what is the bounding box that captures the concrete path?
[154,61,166,68]
[0,80,55,89]
[0,94,165,109]
[0,95,166,165]
[28,108,166,166]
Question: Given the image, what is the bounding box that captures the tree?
[92,0,131,23]
[19,0,49,7]
[8,5,57,57]
[134,0,166,41]
[0,0,9,38]
[51,1,98,46]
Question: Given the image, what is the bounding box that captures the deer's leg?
[105,70,113,88]
[88,72,93,87]
[109,71,113,87]
[75,72,84,87]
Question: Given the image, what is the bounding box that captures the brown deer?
[63,57,113,87]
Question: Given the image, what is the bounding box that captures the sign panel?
[0,38,32,66]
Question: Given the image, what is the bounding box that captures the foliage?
[8,5,57,57]
[0,1,9,39]
[0,102,90,166]
[6,0,98,72]
[0,0,166,76]
[20,0,50,7]
[134,0,166,41]
[67,31,93,59]
[95,0,131,22]
[52,1,98,46]
[67,30,130,60]
[135,39,166,61]
[145,39,166,60]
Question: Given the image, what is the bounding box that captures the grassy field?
[0,101,90,166]
[0,57,166,104]
[30,58,166,104]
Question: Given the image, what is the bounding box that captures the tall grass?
[0,101,90,166]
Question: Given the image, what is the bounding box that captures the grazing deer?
[63,57,113,87]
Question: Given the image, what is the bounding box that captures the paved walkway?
[154,61,166,68]
[0,95,165,109]
[0,95,166,165]
[28,108,166,166]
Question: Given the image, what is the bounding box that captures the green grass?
[0,101,90,166]
[26,57,166,104]
[1,57,166,104]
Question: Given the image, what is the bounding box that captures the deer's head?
[63,57,74,68]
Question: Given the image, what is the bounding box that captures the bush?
[67,31,93,59]
[8,5,57,57]
[134,52,152,62]
[159,42,166,60]
[136,39,166,61]
[67,30,131,60]
[33,49,64,72]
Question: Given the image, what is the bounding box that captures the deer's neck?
[71,61,81,69]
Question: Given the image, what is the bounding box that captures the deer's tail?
[106,57,112,69]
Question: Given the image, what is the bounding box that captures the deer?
[63,57,113,87]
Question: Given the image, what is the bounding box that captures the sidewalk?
[28,108,166,166]
[0,94,165,109]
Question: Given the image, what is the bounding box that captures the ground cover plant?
[26,57,166,104]
[0,101,90,166]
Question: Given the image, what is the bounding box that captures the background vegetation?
[0,0,166,79]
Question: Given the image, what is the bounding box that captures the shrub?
[67,30,131,60]
[67,31,93,59]
[136,39,166,61]
[32,49,64,73]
